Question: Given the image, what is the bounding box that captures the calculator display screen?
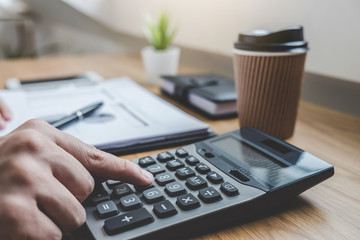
[211,136,289,186]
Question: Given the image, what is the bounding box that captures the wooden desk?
[0,54,359,240]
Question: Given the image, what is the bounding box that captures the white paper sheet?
[0,77,210,149]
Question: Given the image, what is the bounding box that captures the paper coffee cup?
[233,26,308,139]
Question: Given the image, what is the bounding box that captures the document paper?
[0,77,210,150]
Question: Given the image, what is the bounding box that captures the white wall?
[63,0,360,83]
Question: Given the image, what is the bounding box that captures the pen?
[51,101,104,129]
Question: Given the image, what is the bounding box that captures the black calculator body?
[84,127,334,239]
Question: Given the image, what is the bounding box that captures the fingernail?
[141,169,154,182]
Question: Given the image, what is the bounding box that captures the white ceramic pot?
[141,46,180,86]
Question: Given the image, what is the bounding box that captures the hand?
[0,119,153,240]
[0,97,12,129]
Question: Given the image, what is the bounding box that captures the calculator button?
[96,200,118,219]
[176,193,201,211]
[153,200,178,218]
[175,167,196,180]
[185,155,200,166]
[138,156,156,168]
[104,208,154,235]
[106,180,122,188]
[91,186,110,204]
[175,148,189,158]
[134,184,154,192]
[112,184,133,198]
[220,182,239,196]
[119,194,143,211]
[165,182,187,197]
[147,164,166,175]
[207,171,224,184]
[155,172,175,186]
[198,187,222,203]
[185,175,208,190]
[195,163,211,174]
[143,187,165,204]
[166,159,185,171]
[157,152,175,162]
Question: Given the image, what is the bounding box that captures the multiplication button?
[176,193,201,211]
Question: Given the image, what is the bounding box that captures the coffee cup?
[233,26,308,139]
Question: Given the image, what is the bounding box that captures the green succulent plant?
[144,12,177,51]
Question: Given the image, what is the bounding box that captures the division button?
[143,187,165,204]
[165,181,187,197]
[176,193,201,211]
[166,159,185,171]
[185,175,208,190]
[175,148,189,158]
[138,156,156,168]
[112,183,133,198]
[146,164,166,176]
[206,171,224,184]
[104,208,154,235]
[119,194,143,211]
[185,155,200,166]
[195,163,211,174]
[175,167,196,180]
[153,200,178,218]
[96,200,118,219]
[155,172,175,186]
[220,182,239,196]
[157,152,175,162]
[198,187,222,203]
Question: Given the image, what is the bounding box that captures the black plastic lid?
[234,26,308,52]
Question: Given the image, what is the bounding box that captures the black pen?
[51,101,104,129]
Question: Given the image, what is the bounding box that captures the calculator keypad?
[88,147,242,238]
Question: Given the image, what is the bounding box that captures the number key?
[143,187,165,204]
[165,181,187,197]
[119,194,142,211]
[155,172,175,186]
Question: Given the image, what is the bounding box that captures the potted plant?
[141,12,179,85]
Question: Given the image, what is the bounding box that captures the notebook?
[0,77,213,155]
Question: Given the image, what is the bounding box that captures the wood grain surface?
[0,53,359,240]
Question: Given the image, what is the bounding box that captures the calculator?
[84,127,334,240]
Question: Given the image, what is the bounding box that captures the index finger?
[20,119,153,186]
